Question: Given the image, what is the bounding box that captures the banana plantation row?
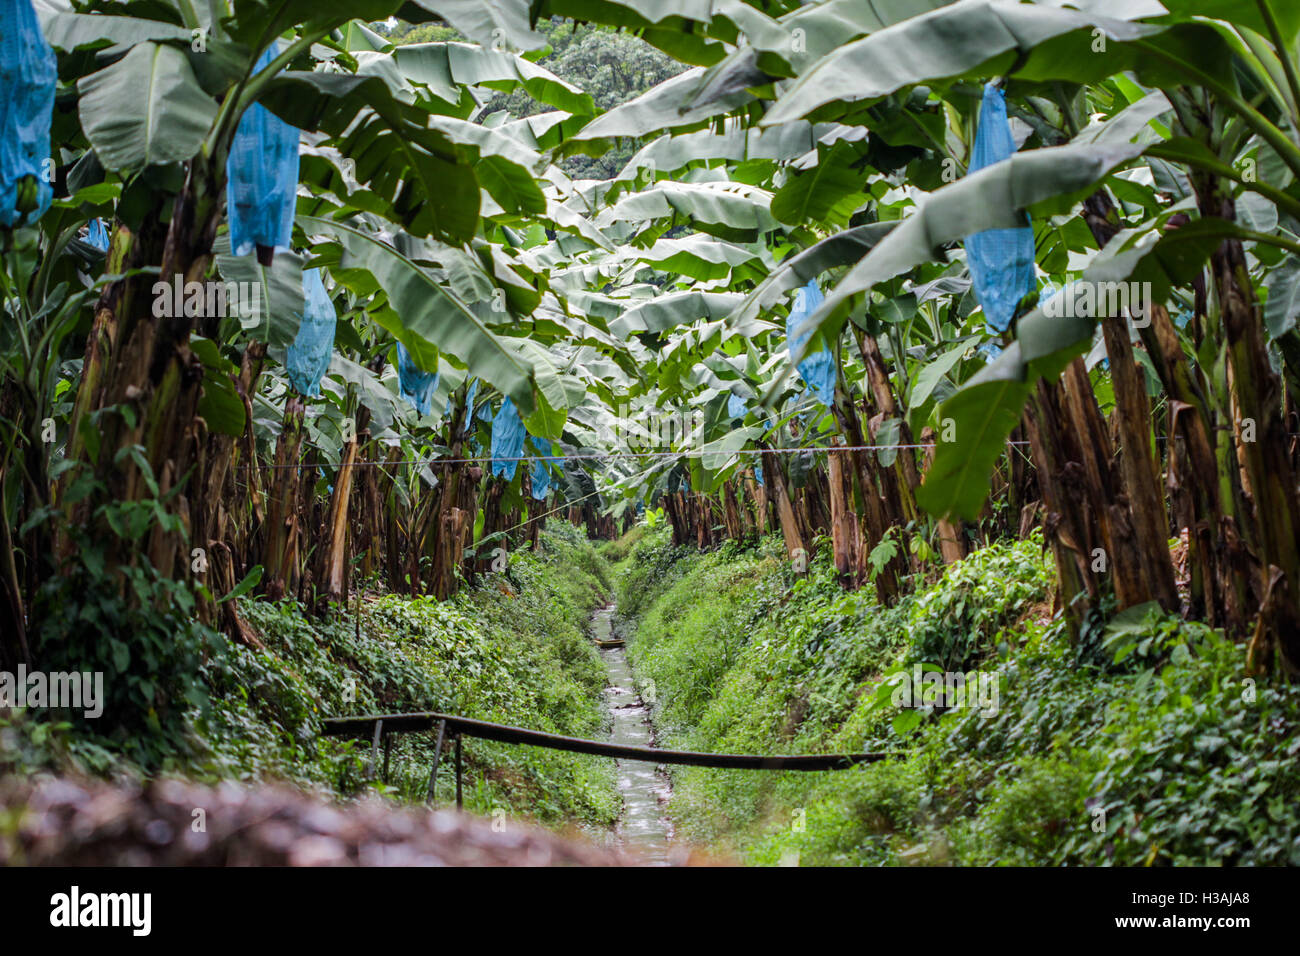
[3,0,1300,709]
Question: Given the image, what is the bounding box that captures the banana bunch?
[13,175,40,217]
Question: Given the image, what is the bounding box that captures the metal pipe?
[425,718,447,805]
[327,712,896,772]
[454,734,463,810]
[368,719,384,781]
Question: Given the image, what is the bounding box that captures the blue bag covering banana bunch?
[396,342,438,416]
[226,42,300,266]
[965,83,1036,334]
[0,0,57,228]
[786,279,835,406]
[285,269,337,398]
[490,398,526,480]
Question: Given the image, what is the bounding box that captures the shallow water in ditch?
[591,604,674,864]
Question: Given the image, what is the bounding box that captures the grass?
[613,528,1300,866]
[2,524,621,831]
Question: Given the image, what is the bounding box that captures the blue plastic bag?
[529,436,556,500]
[85,218,110,251]
[727,392,748,420]
[965,84,1035,334]
[396,342,438,415]
[226,42,299,262]
[786,279,836,406]
[285,269,336,398]
[0,0,56,228]
[490,397,526,480]
[447,377,480,419]
[467,381,488,457]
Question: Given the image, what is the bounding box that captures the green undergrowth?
[596,522,649,564]
[614,527,1300,866]
[5,524,619,830]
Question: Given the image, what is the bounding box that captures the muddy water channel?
[590,604,674,864]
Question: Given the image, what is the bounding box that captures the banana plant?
[10,0,1300,680]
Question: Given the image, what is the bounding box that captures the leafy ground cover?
[614,528,1300,866]
[2,525,619,830]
